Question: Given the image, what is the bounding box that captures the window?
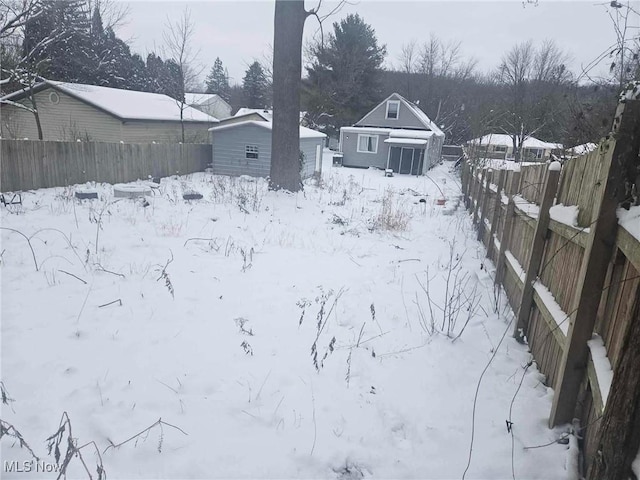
[526,148,543,159]
[245,145,258,159]
[357,134,378,153]
[494,145,507,153]
[386,100,400,119]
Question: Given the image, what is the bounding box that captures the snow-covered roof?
[184,92,229,107]
[567,142,597,155]
[235,108,273,120]
[209,119,326,139]
[341,126,435,139]
[384,138,428,146]
[468,133,562,150]
[389,129,434,139]
[2,80,219,123]
[234,108,307,123]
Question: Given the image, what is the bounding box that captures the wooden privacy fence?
[461,92,640,480]
[0,140,212,192]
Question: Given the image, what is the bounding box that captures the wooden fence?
[0,140,212,192]
[461,93,640,479]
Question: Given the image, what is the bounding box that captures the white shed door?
[315,144,322,173]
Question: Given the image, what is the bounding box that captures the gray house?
[209,115,326,179]
[339,93,445,174]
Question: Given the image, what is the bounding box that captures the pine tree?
[305,14,386,135]
[242,61,268,108]
[205,57,230,101]
[23,0,94,83]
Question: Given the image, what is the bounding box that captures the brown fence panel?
[0,140,211,191]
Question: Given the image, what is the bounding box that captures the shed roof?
[1,80,219,123]
[209,120,326,139]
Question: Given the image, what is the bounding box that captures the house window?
[494,145,507,153]
[386,100,400,119]
[357,134,378,153]
[245,145,258,159]
[527,148,543,159]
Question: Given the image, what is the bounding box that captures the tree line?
[1,0,638,150]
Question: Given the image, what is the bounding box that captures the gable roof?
[1,80,219,123]
[184,92,231,109]
[468,133,562,150]
[235,108,273,120]
[209,119,326,139]
[356,92,445,137]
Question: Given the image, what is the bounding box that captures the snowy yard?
[1,151,574,479]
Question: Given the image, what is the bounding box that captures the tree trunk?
[269,0,307,192]
[28,83,43,140]
[588,293,640,480]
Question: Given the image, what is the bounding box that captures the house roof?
[235,108,273,120]
[341,126,435,139]
[184,92,229,106]
[1,80,219,123]
[234,108,307,123]
[567,142,597,155]
[468,133,562,150]
[356,92,445,137]
[209,119,326,139]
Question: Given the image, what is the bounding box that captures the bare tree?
[496,39,570,160]
[398,39,417,98]
[0,0,43,39]
[163,6,202,143]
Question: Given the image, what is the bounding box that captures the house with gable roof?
[466,133,563,162]
[339,93,445,174]
[185,92,232,120]
[0,80,219,143]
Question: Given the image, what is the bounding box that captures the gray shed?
[209,119,326,179]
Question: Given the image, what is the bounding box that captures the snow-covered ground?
[1,152,574,479]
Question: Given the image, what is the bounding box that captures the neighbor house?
[339,93,445,175]
[209,114,325,179]
[0,80,218,143]
[185,93,232,119]
[467,133,563,161]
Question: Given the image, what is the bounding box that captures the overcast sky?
[114,0,636,88]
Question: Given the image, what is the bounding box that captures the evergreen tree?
[242,61,268,108]
[304,14,386,135]
[205,57,230,101]
[23,0,94,83]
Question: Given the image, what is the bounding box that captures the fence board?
[1,140,211,191]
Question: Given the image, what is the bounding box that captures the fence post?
[472,167,486,228]
[513,162,561,338]
[588,291,640,479]
[495,168,521,287]
[487,169,506,261]
[460,160,469,206]
[477,169,493,242]
[549,97,640,428]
